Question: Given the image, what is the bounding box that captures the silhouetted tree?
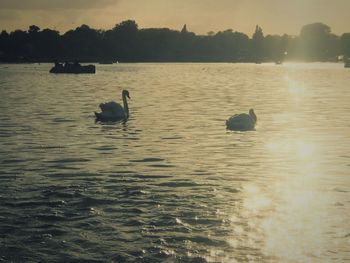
[9,29,29,61]
[300,23,339,61]
[263,35,287,62]
[252,25,264,62]
[0,20,347,63]
[62,24,102,61]
[0,30,9,61]
[112,20,139,61]
[28,25,40,34]
[203,29,249,61]
[137,28,181,61]
[37,29,62,60]
[341,33,350,59]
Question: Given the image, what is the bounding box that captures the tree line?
[0,20,349,63]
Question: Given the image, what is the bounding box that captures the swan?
[95,90,130,121]
[226,109,257,131]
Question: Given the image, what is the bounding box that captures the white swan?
[95,90,130,121]
[226,109,257,131]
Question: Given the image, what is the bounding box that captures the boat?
[49,62,96,74]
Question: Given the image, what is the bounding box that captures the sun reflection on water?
[241,68,341,260]
[260,132,336,262]
[286,76,306,97]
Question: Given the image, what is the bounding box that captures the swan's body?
[95,90,130,121]
[226,109,257,131]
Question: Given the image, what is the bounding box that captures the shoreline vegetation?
[0,20,349,63]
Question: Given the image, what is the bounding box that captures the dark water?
[0,63,350,262]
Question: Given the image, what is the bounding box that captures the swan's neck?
[250,111,257,123]
[122,94,129,118]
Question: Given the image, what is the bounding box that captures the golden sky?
[1,0,349,36]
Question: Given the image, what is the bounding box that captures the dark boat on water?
[50,61,96,74]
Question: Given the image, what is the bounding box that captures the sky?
[0,0,350,36]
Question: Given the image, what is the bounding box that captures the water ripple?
[1,63,349,262]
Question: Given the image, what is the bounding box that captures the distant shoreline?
[0,60,344,64]
[1,20,349,64]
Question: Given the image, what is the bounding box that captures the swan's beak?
[127,95,131,99]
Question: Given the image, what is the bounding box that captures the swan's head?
[249,108,257,123]
[122,89,130,99]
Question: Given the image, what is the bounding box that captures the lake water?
[0,63,349,262]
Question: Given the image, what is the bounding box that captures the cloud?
[0,0,119,10]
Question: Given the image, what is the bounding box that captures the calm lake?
[0,63,349,262]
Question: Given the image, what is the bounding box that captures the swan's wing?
[227,114,255,125]
[227,113,255,130]
[227,113,243,122]
[99,101,123,113]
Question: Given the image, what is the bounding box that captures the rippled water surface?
[0,63,350,262]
